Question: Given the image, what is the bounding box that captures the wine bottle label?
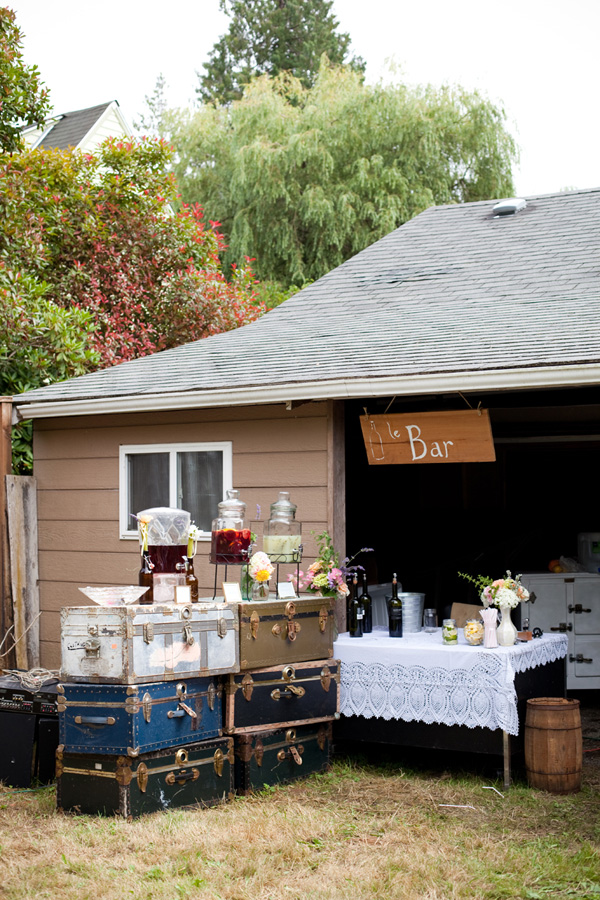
[357,610,364,619]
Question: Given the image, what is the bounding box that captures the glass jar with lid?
[442,618,458,644]
[464,618,484,645]
[263,492,302,563]
[210,489,252,564]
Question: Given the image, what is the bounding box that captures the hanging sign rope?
[360,409,496,465]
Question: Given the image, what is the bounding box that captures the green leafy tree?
[1,138,264,367]
[1,138,265,470]
[198,0,364,105]
[166,63,518,285]
[0,6,51,152]
[0,263,99,471]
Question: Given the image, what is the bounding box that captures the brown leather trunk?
[238,596,335,670]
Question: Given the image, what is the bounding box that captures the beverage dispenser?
[263,491,302,562]
[137,506,191,603]
[210,490,252,565]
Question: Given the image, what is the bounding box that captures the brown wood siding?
[33,402,334,667]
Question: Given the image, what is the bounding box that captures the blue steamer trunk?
[58,677,222,756]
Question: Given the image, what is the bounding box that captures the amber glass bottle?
[185,556,199,602]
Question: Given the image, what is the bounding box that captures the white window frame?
[119,441,233,540]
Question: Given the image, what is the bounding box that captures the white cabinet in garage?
[521,573,600,689]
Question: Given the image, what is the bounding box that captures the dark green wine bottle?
[348,573,364,637]
[360,572,372,633]
[388,572,402,638]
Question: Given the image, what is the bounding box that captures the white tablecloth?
[333,627,568,736]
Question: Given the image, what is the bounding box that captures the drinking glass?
[423,608,437,632]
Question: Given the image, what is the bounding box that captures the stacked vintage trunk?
[56,595,339,817]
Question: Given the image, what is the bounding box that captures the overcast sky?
[8,0,600,197]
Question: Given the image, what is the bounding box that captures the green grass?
[0,753,598,900]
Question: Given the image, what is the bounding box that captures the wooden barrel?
[524,698,582,794]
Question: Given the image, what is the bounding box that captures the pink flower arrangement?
[459,570,529,610]
[289,531,372,598]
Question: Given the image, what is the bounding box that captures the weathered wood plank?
[360,410,496,465]
[6,475,40,668]
[0,399,13,667]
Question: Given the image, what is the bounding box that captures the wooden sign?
[360,410,496,465]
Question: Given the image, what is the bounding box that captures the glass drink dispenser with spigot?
[210,490,252,565]
[137,506,191,603]
[263,491,302,562]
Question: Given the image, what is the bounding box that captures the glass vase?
[251,580,270,601]
[496,605,518,647]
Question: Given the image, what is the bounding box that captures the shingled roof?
[21,101,131,153]
[38,102,113,149]
[13,187,600,421]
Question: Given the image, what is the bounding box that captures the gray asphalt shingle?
[39,102,112,149]
[14,187,600,412]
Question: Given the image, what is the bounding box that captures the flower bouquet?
[458,570,529,609]
[290,531,372,598]
[458,570,530,647]
[248,551,274,600]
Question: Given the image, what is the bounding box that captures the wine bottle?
[348,573,364,638]
[185,555,199,603]
[360,571,372,633]
[388,572,402,638]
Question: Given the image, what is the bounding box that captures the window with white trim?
[119,442,232,539]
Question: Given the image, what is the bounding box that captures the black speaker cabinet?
[0,675,59,788]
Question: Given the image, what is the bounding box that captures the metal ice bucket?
[385,592,425,633]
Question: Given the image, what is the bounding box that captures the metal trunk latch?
[320,666,331,692]
[83,638,101,658]
[142,692,152,723]
[271,684,305,701]
[207,682,216,710]
[136,762,148,793]
[143,622,154,644]
[183,624,195,645]
[319,607,329,633]
[250,610,260,639]
[241,673,254,702]
[277,744,304,765]
[283,603,300,643]
[217,617,228,638]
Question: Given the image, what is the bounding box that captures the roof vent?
[492,197,527,217]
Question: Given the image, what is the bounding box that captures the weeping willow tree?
[165,63,518,286]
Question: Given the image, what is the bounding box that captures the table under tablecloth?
[333,627,568,736]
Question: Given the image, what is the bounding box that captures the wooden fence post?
[0,397,15,668]
[6,476,40,668]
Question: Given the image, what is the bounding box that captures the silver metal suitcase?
[60,603,239,684]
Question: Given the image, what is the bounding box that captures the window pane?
[178,451,223,531]
[128,453,169,523]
